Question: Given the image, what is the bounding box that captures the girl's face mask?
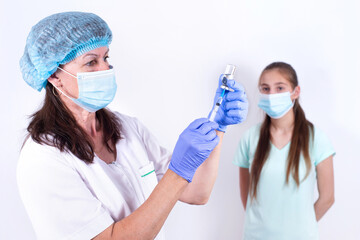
[55,67,117,112]
[258,91,295,119]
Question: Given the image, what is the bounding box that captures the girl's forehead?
[260,70,290,85]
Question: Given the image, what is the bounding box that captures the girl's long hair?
[250,62,314,200]
[25,83,122,163]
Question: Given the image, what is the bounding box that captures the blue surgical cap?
[20,12,113,91]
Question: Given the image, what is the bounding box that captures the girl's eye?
[277,87,283,91]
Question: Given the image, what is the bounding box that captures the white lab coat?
[17,112,171,240]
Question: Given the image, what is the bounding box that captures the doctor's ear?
[48,72,62,88]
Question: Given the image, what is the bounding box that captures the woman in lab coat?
[233,62,335,240]
[17,12,248,240]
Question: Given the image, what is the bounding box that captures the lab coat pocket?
[139,162,158,199]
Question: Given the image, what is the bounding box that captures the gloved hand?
[209,74,248,132]
[169,118,220,182]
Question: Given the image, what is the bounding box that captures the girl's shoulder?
[311,125,332,145]
[242,122,262,141]
[308,125,336,165]
[236,122,262,151]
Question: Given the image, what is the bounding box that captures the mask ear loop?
[57,67,77,78]
[52,84,60,96]
[52,84,74,100]
[54,67,78,100]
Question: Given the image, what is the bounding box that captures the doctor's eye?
[86,60,97,66]
[104,56,110,62]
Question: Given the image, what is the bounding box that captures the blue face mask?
[258,91,295,119]
[55,67,117,112]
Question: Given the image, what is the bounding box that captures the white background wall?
[1,0,359,239]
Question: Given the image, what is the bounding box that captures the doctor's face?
[49,46,111,99]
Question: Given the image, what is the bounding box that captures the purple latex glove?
[209,74,248,132]
[169,118,219,182]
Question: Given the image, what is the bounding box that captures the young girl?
[233,62,335,240]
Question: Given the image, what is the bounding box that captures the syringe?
[209,64,236,122]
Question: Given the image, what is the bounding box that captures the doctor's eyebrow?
[82,49,110,59]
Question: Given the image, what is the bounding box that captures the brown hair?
[249,62,314,200]
[25,83,122,163]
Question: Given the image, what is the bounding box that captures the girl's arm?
[314,156,335,221]
[239,167,250,209]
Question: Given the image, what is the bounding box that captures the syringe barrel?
[209,97,223,122]
[209,105,220,122]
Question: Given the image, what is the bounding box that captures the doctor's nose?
[97,61,111,71]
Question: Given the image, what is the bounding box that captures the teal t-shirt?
[233,123,335,240]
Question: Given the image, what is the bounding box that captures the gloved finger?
[208,135,220,149]
[197,134,220,151]
[226,109,245,119]
[197,121,219,135]
[225,90,247,102]
[204,129,217,141]
[225,101,248,111]
[226,79,245,93]
[187,118,210,130]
